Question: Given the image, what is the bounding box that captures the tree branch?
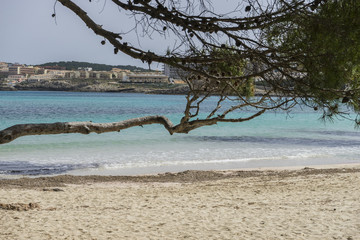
[0,115,175,144]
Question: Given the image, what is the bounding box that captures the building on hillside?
[111,71,126,80]
[112,68,131,74]
[64,70,126,80]
[9,65,35,76]
[127,73,168,83]
[80,71,90,79]
[78,67,93,71]
[0,62,8,72]
[8,65,22,75]
[163,64,189,80]
[80,71,110,79]
[0,62,9,80]
[21,67,35,76]
[27,74,53,82]
[64,71,81,79]
[34,67,45,74]
[44,70,68,78]
[92,71,113,79]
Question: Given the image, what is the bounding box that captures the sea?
[1,91,359,177]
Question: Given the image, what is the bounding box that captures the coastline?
[0,83,270,96]
[1,165,359,239]
[1,163,360,188]
[0,82,190,95]
[1,89,360,239]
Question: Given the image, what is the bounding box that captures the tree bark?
[0,108,267,144]
[0,115,175,144]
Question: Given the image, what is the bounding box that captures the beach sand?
[0,165,359,240]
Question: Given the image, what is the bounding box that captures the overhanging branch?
[0,115,175,144]
[0,108,269,144]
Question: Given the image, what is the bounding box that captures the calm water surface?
[0,91,359,176]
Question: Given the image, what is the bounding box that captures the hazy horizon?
[0,0,166,70]
[1,59,152,70]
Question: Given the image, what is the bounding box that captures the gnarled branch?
[0,107,268,144]
[0,115,175,144]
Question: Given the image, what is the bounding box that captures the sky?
[0,0,243,69]
[0,0,164,69]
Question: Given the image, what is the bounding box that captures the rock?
[0,86,17,91]
[0,202,40,211]
[43,188,64,192]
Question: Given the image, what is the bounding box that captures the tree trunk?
[0,115,175,144]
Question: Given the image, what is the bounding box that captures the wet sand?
[1,165,360,239]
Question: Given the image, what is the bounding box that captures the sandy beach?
[1,165,359,240]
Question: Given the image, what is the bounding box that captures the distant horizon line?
[0,60,164,71]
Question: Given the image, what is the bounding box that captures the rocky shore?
[1,80,190,94]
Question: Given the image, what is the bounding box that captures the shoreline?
[1,163,359,188]
[0,82,190,95]
[1,163,359,239]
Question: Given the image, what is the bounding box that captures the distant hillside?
[37,61,151,72]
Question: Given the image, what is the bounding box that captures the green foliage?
[266,0,360,116]
[200,47,254,97]
[306,1,360,87]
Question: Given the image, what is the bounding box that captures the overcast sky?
[0,0,165,68]
[0,0,244,69]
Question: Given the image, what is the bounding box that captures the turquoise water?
[0,91,359,176]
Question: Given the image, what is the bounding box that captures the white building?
[44,70,68,78]
[0,62,8,72]
[163,64,189,80]
[27,74,53,82]
[128,73,168,83]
